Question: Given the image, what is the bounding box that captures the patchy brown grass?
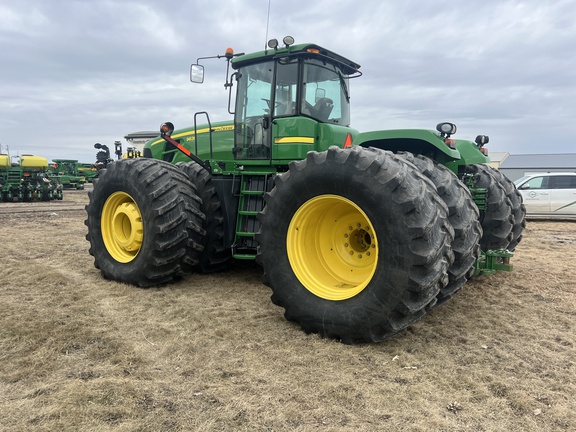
[1,187,575,431]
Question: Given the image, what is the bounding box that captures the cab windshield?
[233,57,351,158]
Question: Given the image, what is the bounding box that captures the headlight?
[436,122,457,136]
[283,36,295,47]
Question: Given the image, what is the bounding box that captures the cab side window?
[274,61,298,117]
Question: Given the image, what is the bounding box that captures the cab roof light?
[224,47,234,59]
[283,36,295,47]
[306,48,320,54]
[268,39,279,50]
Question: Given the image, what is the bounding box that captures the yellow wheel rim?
[287,195,378,300]
[101,191,144,263]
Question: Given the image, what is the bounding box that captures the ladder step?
[236,231,256,237]
[232,173,268,259]
[233,253,257,260]
[239,171,272,176]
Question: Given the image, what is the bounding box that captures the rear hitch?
[474,249,514,276]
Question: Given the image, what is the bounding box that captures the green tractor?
[49,159,87,190]
[77,163,99,183]
[86,38,525,343]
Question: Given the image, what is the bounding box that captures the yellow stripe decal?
[275,137,315,144]
[151,125,235,146]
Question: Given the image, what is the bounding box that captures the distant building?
[499,153,576,182]
[486,152,510,169]
[124,131,159,154]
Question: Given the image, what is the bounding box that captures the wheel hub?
[346,226,373,256]
[102,192,144,263]
[112,202,144,252]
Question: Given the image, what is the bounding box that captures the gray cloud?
[1,0,574,162]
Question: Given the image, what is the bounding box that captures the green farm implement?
[48,159,87,189]
[1,154,63,202]
[77,163,99,183]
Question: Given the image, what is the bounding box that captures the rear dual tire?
[399,153,482,304]
[464,164,514,251]
[463,164,525,252]
[482,166,526,251]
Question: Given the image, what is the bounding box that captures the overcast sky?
[1,0,575,163]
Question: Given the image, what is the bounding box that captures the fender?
[453,139,490,165]
[354,129,461,164]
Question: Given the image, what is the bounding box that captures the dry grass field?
[1,186,575,431]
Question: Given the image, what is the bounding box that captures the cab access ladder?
[232,173,270,260]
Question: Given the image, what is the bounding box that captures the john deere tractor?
[86,38,525,343]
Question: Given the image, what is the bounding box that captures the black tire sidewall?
[176,162,230,272]
[259,147,449,337]
[86,159,187,286]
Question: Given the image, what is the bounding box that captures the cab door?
[272,117,317,160]
[233,61,274,161]
[270,59,318,160]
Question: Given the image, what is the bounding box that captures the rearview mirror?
[190,64,204,83]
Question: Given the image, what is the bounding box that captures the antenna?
[264,0,271,49]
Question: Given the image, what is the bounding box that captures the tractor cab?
[229,40,359,161]
[189,37,361,163]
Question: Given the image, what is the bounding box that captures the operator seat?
[253,122,263,145]
[313,97,334,121]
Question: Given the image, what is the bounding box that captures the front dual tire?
[257,146,454,343]
[85,159,205,287]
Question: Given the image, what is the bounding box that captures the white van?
[514,173,576,218]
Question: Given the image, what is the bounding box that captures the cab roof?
[231,43,361,76]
